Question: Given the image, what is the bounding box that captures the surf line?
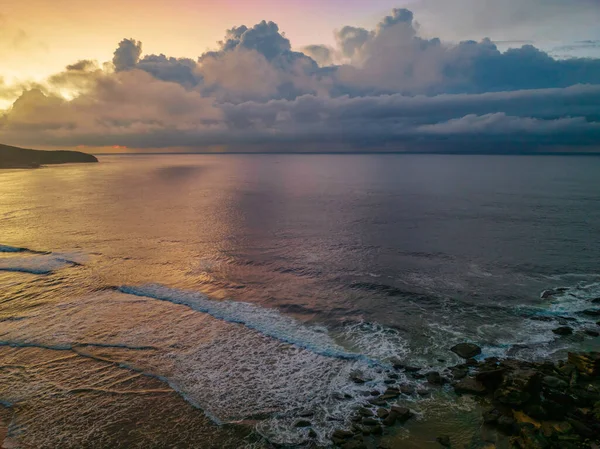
[118,284,389,369]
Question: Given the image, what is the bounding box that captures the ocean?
[1,154,600,448]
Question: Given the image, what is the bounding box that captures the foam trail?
[0,255,77,275]
[119,284,381,364]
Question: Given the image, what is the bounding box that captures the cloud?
[113,38,143,71]
[1,7,600,152]
[412,0,600,42]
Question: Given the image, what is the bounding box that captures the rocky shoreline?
[309,343,600,449]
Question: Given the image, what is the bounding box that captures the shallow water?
[1,154,599,446]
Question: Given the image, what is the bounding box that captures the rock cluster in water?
[323,347,600,449]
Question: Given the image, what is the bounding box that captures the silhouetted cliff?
[0,144,98,168]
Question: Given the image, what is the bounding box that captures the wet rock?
[384,379,396,385]
[400,384,415,395]
[389,358,404,370]
[497,416,518,435]
[416,387,430,396]
[368,398,387,406]
[482,408,502,424]
[308,429,317,438]
[370,390,380,396]
[298,410,314,418]
[388,373,399,380]
[453,378,487,395]
[582,309,600,317]
[494,369,541,407]
[358,408,374,417]
[362,417,379,426]
[517,426,551,449]
[294,419,312,428]
[450,367,468,380]
[426,371,444,385]
[341,441,367,449]
[524,404,548,420]
[403,366,421,373]
[436,435,451,447]
[376,408,389,419]
[584,329,600,337]
[466,358,479,367]
[384,387,399,395]
[332,429,354,441]
[552,326,573,336]
[568,352,600,376]
[350,372,366,384]
[451,343,482,359]
[476,367,507,390]
[542,375,568,390]
[390,406,413,423]
[566,418,595,438]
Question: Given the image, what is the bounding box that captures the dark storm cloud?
[2,7,600,151]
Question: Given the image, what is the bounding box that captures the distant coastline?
[0,144,98,169]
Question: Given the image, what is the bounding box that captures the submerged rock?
[450,343,482,359]
[552,326,573,336]
[436,435,451,447]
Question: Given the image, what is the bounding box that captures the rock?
[368,398,387,406]
[566,418,595,438]
[403,366,421,373]
[453,378,487,395]
[341,441,367,449]
[451,367,468,380]
[362,417,379,426]
[517,426,551,449]
[376,408,389,419]
[389,357,404,369]
[350,371,366,384]
[416,388,430,396]
[542,375,568,390]
[332,429,354,440]
[494,369,541,406]
[466,358,479,367]
[388,373,399,380]
[358,408,374,417]
[582,309,600,317]
[298,410,314,417]
[390,406,413,423]
[370,390,380,396]
[568,352,600,376]
[482,408,502,424]
[426,371,444,385]
[308,429,317,438]
[451,343,482,359]
[552,326,573,336]
[294,419,312,428]
[524,404,548,420]
[384,379,396,385]
[585,329,600,337]
[592,297,600,303]
[476,368,507,390]
[497,416,518,435]
[436,435,451,447]
[400,384,415,395]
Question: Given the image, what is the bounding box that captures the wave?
[0,255,78,274]
[118,284,383,365]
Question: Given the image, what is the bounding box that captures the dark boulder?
[436,435,451,447]
[552,326,573,336]
[453,378,487,395]
[426,371,444,385]
[451,343,482,359]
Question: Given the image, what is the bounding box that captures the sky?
[1,0,600,152]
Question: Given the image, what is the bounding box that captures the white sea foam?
[119,284,380,363]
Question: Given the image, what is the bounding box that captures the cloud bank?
[1,7,599,152]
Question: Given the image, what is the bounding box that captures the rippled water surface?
[1,154,600,447]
